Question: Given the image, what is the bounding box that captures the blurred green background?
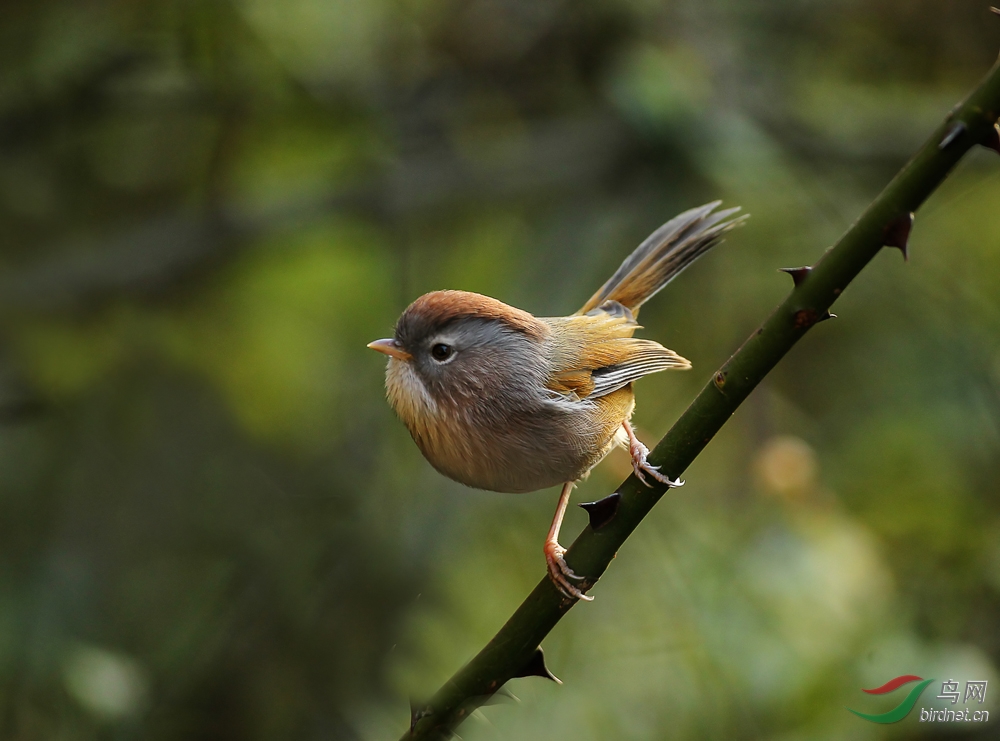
[1,0,999,739]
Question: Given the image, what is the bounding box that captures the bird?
[368,202,745,600]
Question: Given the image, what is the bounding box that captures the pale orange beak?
[367,338,412,361]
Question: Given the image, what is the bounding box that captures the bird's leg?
[543,481,593,601]
[623,419,684,489]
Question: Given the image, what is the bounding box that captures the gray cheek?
[414,321,550,403]
[463,339,550,401]
[409,354,459,400]
[475,334,549,387]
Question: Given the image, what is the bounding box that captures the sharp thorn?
[778,266,812,286]
[992,6,1000,17]
[512,647,562,684]
[938,120,967,150]
[818,311,836,322]
[578,492,620,530]
[882,212,913,260]
[983,122,1000,155]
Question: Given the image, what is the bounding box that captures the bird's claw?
[629,440,684,489]
[544,542,593,601]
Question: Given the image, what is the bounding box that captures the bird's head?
[368,290,548,420]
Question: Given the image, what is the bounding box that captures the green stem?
[404,56,1000,741]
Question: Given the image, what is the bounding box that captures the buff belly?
[411,387,635,493]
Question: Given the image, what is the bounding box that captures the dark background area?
[1,1,999,738]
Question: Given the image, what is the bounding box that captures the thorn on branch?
[991,7,1000,17]
[982,123,1000,155]
[512,648,561,684]
[939,120,967,150]
[882,212,914,260]
[579,492,620,530]
[779,266,812,286]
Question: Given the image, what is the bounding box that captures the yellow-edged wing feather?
[543,302,689,400]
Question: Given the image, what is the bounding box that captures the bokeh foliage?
[0,1,999,739]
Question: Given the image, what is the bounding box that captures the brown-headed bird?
[369,202,745,599]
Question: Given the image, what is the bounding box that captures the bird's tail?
[578,202,746,316]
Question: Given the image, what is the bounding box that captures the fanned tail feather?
[578,202,746,316]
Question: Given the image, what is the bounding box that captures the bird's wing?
[586,340,689,398]
[542,302,689,400]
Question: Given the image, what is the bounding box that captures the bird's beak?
[367,338,412,361]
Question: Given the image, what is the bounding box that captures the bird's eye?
[430,343,454,362]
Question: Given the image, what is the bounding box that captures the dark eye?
[431,343,453,362]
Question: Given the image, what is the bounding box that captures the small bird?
[369,202,745,600]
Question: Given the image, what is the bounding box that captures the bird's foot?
[629,438,684,489]
[544,540,593,601]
